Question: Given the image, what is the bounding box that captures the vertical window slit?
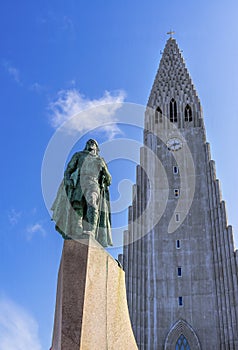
[170,98,177,123]
[155,107,162,124]
[185,104,192,122]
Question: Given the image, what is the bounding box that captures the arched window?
[175,335,190,350]
[155,107,162,123]
[164,319,201,350]
[185,104,192,122]
[170,98,177,123]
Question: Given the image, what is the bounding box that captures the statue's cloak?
[51,179,113,247]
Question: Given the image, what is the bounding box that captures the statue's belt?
[79,175,99,181]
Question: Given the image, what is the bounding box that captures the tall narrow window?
[170,98,177,123]
[155,107,162,124]
[176,240,181,249]
[178,296,183,306]
[175,334,190,350]
[178,267,182,277]
[185,104,192,122]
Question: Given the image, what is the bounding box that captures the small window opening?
[185,104,192,122]
[178,296,183,306]
[173,166,179,174]
[155,107,162,124]
[175,213,180,222]
[174,189,180,198]
[170,98,177,123]
[178,267,182,277]
[176,240,181,249]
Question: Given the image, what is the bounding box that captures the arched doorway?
[164,319,201,350]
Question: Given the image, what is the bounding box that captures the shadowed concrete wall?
[51,237,138,350]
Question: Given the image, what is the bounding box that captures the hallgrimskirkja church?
[123,37,238,349]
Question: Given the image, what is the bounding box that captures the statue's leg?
[85,191,99,235]
[71,201,84,238]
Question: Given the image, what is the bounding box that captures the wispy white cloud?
[8,209,22,226]
[31,207,37,215]
[30,82,46,94]
[26,223,46,240]
[67,78,76,87]
[62,15,74,32]
[48,89,126,139]
[0,296,42,350]
[7,208,46,240]
[3,61,21,84]
[38,12,75,37]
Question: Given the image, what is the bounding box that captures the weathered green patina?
[51,139,113,247]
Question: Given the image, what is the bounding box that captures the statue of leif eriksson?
[51,139,113,248]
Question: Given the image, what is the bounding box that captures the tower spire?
[147,37,202,128]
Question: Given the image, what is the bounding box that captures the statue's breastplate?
[79,154,102,179]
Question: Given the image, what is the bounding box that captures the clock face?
[167,138,182,151]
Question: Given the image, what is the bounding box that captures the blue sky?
[1,0,238,349]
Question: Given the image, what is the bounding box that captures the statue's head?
[84,139,100,154]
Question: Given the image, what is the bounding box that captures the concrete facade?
[123,38,238,349]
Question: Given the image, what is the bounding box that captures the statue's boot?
[70,207,84,239]
[86,206,99,237]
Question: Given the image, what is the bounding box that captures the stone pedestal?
[51,236,138,350]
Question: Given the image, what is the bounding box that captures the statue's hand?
[103,175,111,187]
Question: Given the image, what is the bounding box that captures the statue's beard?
[88,147,97,154]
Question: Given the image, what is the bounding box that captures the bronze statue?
[51,139,113,247]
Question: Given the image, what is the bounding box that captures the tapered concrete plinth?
[51,237,138,350]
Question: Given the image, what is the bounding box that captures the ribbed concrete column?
[207,157,225,345]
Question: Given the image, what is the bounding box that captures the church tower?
[123,37,238,349]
